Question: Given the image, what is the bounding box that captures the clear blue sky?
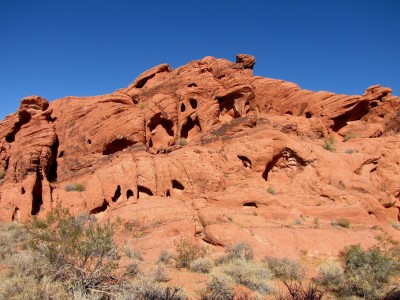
[1,0,399,120]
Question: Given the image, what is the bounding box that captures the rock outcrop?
[0,54,399,258]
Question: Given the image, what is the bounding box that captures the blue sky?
[1,0,399,120]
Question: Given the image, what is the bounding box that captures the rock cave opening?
[243,202,258,208]
[103,138,136,155]
[181,116,202,139]
[172,179,184,190]
[305,112,312,118]
[148,113,174,137]
[166,190,171,197]
[262,148,306,181]
[188,83,197,87]
[111,185,121,202]
[90,199,109,214]
[31,172,43,215]
[47,137,59,182]
[189,98,198,109]
[58,151,64,158]
[87,139,91,144]
[138,185,154,198]
[126,189,134,200]
[238,155,252,169]
[181,103,186,112]
[21,187,25,194]
[5,110,31,143]
[217,92,249,120]
[12,207,20,222]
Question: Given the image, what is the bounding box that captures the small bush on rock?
[65,183,85,192]
[265,257,304,282]
[174,237,206,268]
[190,257,214,273]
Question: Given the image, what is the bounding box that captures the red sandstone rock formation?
[0,54,399,258]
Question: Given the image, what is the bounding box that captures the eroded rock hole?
[126,189,134,200]
[90,199,109,214]
[5,110,31,143]
[238,156,252,169]
[189,99,198,109]
[21,187,25,194]
[103,138,136,155]
[285,111,293,115]
[12,207,20,222]
[47,136,59,182]
[305,112,312,118]
[188,83,197,87]
[243,202,258,208]
[262,148,306,181]
[31,172,43,215]
[181,103,186,112]
[166,190,171,197]
[111,185,121,202]
[172,180,184,190]
[87,139,91,144]
[138,186,154,198]
[59,151,64,158]
[148,113,174,136]
[181,116,202,139]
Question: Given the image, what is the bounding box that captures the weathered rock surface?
[0,55,399,259]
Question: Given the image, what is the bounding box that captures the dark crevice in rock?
[31,172,43,215]
[188,83,197,87]
[21,187,25,194]
[5,110,31,143]
[172,180,184,190]
[243,202,258,208]
[111,185,121,202]
[305,112,312,118]
[138,185,154,198]
[181,103,186,112]
[103,138,136,155]
[59,151,64,158]
[166,190,171,197]
[87,139,91,144]
[189,99,198,109]
[12,207,20,222]
[47,136,59,182]
[126,189,134,200]
[181,116,201,139]
[90,199,109,214]
[238,155,252,169]
[148,113,174,137]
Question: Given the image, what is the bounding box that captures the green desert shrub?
[315,261,344,290]
[153,264,170,283]
[323,139,336,152]
[158,249,174,264]
[65,183,85,192]
[331,218,350,228]
[27,207,123,295]
[344,132,356,141]
[123,279,187,300]
[190,257,214,273]
[174,237,206,268]
[267,186,276,195]
[225,241,254,261]
[265,257,304,282]
[177,138,188,146]
[216,259,273,295]
[317,244,399,299]
[199,270,235,300]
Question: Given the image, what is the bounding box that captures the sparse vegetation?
[190,257,214,273]
[177,137,188,146]
[316,243,400,299]
[174,237,207,268]
[267,186,276,195]
[0,168,5,179]
[158,249,174,264]
[322,137,336,152]
[65,183,85,192]
[345,148,356,154]
[344,132,356,141]
[332,218,350,228]
[275,281,325,300]
[138,102,146,110]
[265,257,304,282]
